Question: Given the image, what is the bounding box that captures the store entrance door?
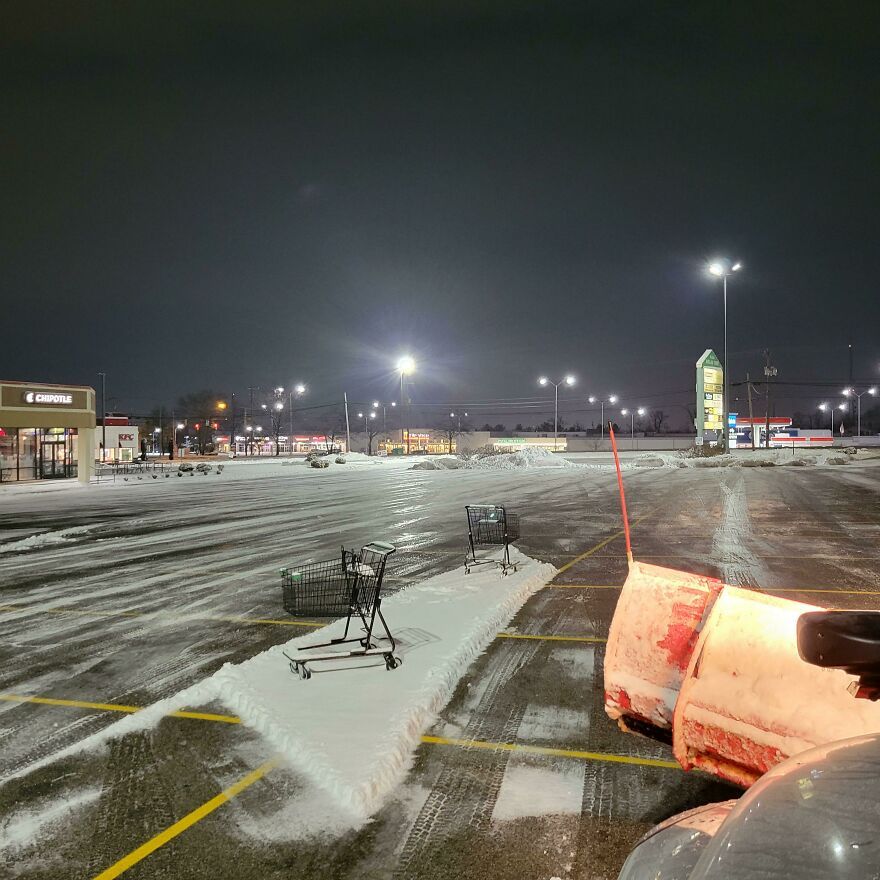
[40,439,70,478]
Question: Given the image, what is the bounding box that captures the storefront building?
[95,415,140,463]
[229,434,345,456]
[381,430,456,455]
[0,381,95,483]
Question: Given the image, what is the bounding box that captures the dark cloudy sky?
[2,2,879,425]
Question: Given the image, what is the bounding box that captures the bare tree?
[650,409,667,434]
[367,423,381,455]
[268,391,286,456]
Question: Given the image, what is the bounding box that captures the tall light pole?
[539,375,576,452]
[589,395,618,439]
[818,403,835,437]
[397,356,416,453]
[97,372,107,462]
[843,386,877,438]
[288,383,306,452]
[708,260,743,451]
[620,407,646,446]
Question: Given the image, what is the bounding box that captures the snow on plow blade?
[672,586,880,787]
[606,567,880,787]
[604,561,724,737]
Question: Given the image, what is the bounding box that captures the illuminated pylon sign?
[696,349,724,446]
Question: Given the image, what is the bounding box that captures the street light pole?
[539,375,576,452]
[97,372,106,461]
[843,387,877,437]
[595,395,618,440]
[819,403,833,436]
[709,260,742,451]
[554,382,559,451]
[397,356,416,454]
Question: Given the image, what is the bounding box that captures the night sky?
[3,3,879,428]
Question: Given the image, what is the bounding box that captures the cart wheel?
[289,660,299,675]
[385,655,402,671]
[300,665,312,681]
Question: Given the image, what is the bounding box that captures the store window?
[18,428,37,480]
[0,428,17,481]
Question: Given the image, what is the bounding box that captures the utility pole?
[763,350,777,449]
[343,392,352,455]
[97,372,106,462]
[228,391,236,457]
[849,343,854,387]
[746,373,755,450]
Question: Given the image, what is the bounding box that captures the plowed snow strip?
[208,547,556,818]
[4,548,556,822]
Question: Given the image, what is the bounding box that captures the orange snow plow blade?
[605,572,880,786]
[603,423,880,786]
[604,561,723,738]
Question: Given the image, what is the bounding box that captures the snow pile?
[627,448,863,470]
[410,456,464,470]
[466,446,577,469]
[411,447,576,471]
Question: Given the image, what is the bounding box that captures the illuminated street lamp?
[842,386,877,437]
[397,356,416,453]
[372,400,395,435]
[818,403,835,436]
[589,395,618,440]
[539,375,575,452]
[620,407,646,444]
[708,259,743,450]
[449,410,468,432]
[286,384,306,451]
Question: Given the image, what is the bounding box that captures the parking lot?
[3,453,880,879]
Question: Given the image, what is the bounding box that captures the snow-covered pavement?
[2,455,880,879]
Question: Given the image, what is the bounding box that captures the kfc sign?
[24,391,73,405]
[118,433,135,442]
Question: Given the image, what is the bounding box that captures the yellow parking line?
[762,587,880,596]
[421,735,679,769]
[92,757,279,880]
[496,633,606,643]
[8,690,678,879]
[0,694,143,714]
[3,692,672,771]
[555,511,652,575]
[0,603,324,629]
[0,694,241,724]
[548,584,624,589]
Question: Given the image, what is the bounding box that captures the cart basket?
[466,505,520,546]
[281,548,358,617]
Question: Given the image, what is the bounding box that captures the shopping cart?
[465,504,520,575]
[280,541,400,680]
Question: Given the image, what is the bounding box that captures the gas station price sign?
[696,349,724,443]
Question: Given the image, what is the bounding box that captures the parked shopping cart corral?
[465,504,520,575]
[280,541,400,680]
